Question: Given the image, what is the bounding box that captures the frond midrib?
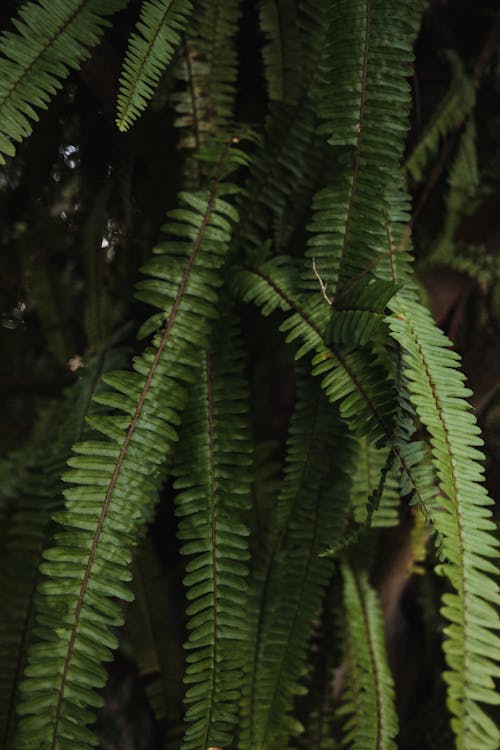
[117,0,176,129]
[49,146,231,749]
[332,0,372,302]
[247,393,324,748]
[351,566,383,750]
[202,349,219,750]
[260,485,323,748]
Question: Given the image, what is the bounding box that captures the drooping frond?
[173,314,252,750]
[15,141,242,750]
[0,346,126,750]
[127,539,185,749]
[235,257,396,444]
[259,0,301,105]
[303,0,418,300]
[0,0,128,164]
[405,52,475,184]
[340,560,398,750]
[388,297,500,750]
[241,376,355,750]
[235,0,330,258]
[172,0,241,164]
[116,0,193,132]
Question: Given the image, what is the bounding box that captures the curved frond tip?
[116,0,193,132]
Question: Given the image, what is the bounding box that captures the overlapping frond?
[15,143,241,750]
[304,0,418,300]
[340,561,398,750]
[235,257,396,444]
[241,377,354,750]
[172,0,241,162]
[235,0,330,258]
[0,0,128,164]
[324,277,398,348]
[388,296,500,750]
[173,315,252,750]
[116,0,193,132]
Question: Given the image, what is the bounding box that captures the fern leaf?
[304,0,418,301]
[388,297,500,750]
[0,0,128,164]
[15,143,241,750]
[173,314,252,750]
[324,277,399,349]
[235,257,396,444]
[172,0,241,164]
[0,347,126,750]
[340,561,398,750]
[243,377,355,750]
[116,0,193,132]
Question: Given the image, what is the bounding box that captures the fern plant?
[0,1,499,750]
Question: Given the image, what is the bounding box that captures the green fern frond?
[406,51,475,184]
[340,561,398,750]
[388,296,500,750]
[15,143,241,750]
[304,0,417,301]
[116,0,193,132]
[235,258,396,444]
[172,0,241,165]
[0,347,126,750]
[243,377,355,750]
[0,0,128,164]
[235,0,330,258]
[260,0,301,105]
[173,314,252,750]
[324,277,399,348]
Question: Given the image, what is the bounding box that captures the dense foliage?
[0,1,499,749]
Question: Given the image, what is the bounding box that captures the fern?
[388,296,500,750]
[241,376,355,750]
[173,314,252,750]
[172,0,241,164]
[304,0,417,301]
[0,346,126,750]
[0,0,128,164]
[116,0,193,132]
[15,141,242,750]
[340,560,398,750]
[235,257,396,445]
[350,437,400,529]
